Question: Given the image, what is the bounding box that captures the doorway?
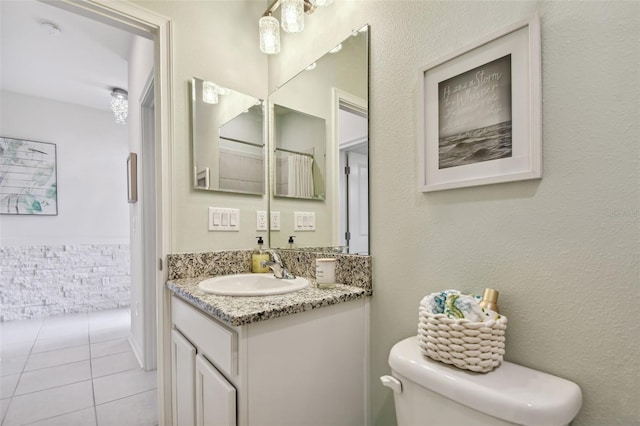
[338,101,369,255]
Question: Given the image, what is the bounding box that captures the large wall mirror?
[191,77,265,195]
[269,25,369,254]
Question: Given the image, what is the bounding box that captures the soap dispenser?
[252,236,270,273]
[479,288,500,314]
[288,236,296,249]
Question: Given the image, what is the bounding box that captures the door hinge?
[344,166,351,175]
[159,258,163,271]
[345,231,351,241]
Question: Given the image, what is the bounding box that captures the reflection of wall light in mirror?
[310,0,333,6]
[329,43,342,54]
[259,15,281,54]
[281,0,304,33]
[202,81,219,104]
[306,62,317,71]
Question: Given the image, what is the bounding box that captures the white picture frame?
[418,15,541,192]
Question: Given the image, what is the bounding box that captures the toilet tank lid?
[389,337,582,426]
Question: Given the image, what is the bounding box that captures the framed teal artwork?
[0,137,58,215]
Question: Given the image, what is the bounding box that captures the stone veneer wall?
[0,244,131,321]
[167,249,372,294]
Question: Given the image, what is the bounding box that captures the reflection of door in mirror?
[191,77,266,195]
[338,101,369,255]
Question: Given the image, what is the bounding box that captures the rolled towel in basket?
[420,289,491,322]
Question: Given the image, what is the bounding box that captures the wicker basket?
[417,306,508,373]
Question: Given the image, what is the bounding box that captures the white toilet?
[381,337,582,426]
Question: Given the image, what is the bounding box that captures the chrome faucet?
[261,250,295,279]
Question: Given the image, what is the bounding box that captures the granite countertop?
[167,277,368,327]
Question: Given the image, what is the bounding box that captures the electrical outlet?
[256,211,268,231]
[270,211,281,231]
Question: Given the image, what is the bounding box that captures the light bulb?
[259,15,281,54]
[202,81,219,104]
[281,0,304,33]
[310,0,333,6]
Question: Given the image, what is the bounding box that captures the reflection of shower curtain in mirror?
[288,154,314,198]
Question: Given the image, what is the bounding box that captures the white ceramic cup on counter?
[316,258,336,288]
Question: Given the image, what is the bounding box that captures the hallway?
[0,309,157,426]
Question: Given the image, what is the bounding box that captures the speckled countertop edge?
[167,277,368,327]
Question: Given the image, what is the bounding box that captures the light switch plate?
[270,211,281,231]
[294,212,315,231]
[209,207,240,231]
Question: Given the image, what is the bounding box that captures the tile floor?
[0,309,158,426]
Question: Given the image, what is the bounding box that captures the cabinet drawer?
[172,296,237,377]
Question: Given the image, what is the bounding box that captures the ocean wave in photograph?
[438,121,512,169]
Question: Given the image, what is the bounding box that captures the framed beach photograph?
[0,137,58,215]
[418,15,541,192]
[127,152,137,203]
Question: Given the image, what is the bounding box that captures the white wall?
[0,91,129,246]
[132,0,268,253]
[270,1,639,425]
[126,34,155,366]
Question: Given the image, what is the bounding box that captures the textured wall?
[0,244,130,321]
[271,1,640,425]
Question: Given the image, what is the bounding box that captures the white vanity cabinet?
[170,295,367,426]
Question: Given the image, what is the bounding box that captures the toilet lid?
[389,336,582,426]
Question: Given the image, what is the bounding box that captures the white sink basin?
[197,273,309,296]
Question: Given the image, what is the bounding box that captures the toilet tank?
[383,337,582,426]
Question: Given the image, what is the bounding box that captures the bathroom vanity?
[166,251,372,426]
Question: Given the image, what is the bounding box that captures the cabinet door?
[195,354,236,426]
[171,329,196,426]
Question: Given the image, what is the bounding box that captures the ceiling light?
[281,0,304,33]
[41,22,62,36]
[110,88,128,124]
[259,15,281,54]
[202,81,219,104]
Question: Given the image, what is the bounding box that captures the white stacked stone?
[0,244,130,321]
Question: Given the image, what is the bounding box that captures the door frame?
[331,89,368,249]
[55,1,174,423]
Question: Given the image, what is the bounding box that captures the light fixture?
[202,81,219,104]
[259,14,281,54]
[305,62,317,71]
[110,88,128,125]
[281,0,304,33]
[310,0,333,6]
[259,0,332,55]
[329,43,342,54]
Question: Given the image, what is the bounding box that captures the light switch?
[294,212,316,231]
[209,207,240,231]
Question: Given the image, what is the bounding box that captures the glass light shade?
[259,15,281,54]
[281,0,304,33]
[202,81,219,104]
[110,89,128,125]
[329,43,342,54]
[310,0,333,6]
